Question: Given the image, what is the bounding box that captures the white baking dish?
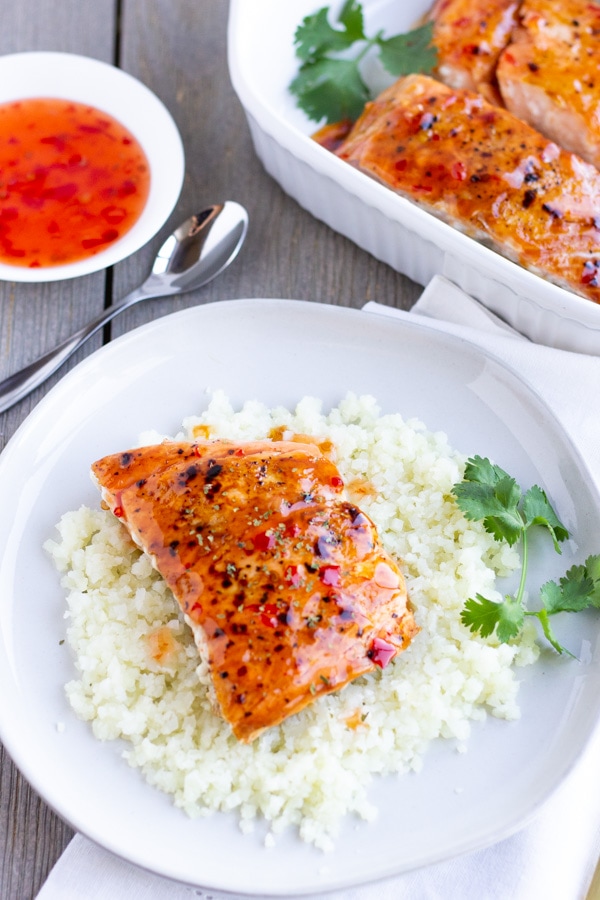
[227,0,600,355]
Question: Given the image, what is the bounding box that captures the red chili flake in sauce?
[285,564,302,587]
[451,161,467,181]
[260,603,280,629]
[252,531,276,552]
[368,637,397,668]
[113,506,124,518]
[0,97,150,268]
[330,475,344,488]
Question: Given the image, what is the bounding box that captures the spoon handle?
[0,284,162,414]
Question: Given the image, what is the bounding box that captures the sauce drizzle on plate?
[0,97,150,268]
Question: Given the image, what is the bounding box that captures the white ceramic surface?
[227,0,600,355]
[0,51,184,282]
[0,298,599,896]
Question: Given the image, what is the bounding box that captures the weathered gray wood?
[0,0,117,446]
[0,6,116,899]
[111,0,420,335]
[0,2,421,897]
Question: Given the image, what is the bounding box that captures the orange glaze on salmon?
[427,0,521,103]
[496,0,600,169]
[91,439,418,742]
[332,74,600,302]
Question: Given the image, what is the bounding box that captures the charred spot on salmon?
[523,189,536,208]
[179,465,199,485]
[543,203,563,219]
[204,463,223,483]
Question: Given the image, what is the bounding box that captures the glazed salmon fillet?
[334,74,600,302]
[427,0,521,102]
[91,439,417,742]
[496,0,600,169]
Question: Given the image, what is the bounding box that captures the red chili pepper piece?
[320,565,340,586]
[260,603,280,628]
[253,531,276,552]
[369,637,397,668]
[285,564,302,587]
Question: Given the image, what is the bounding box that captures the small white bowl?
[0,51,184,282]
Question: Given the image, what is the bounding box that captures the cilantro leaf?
[521,484,569,551]
[496,595,526,642]
[540,556,600,614]
[463,455,510,487]
[378,23,437,77]
[540,570,594,614]
[294,2,365,62]
[584,554,600,607]
[461,594,501,638]
[290,57,370,123]
[461,593,524,642]
[452,456,600,656]
[452,467,523,546]
[290,3,438,124]
[337,0,365,43]
[536,609,573,656]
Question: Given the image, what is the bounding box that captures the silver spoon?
[0,201,249,414]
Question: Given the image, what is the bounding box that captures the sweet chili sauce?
[0,97,151,268]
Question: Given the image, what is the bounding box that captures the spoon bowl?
[0,201,249,414]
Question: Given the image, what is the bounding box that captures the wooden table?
[0,1,421,897]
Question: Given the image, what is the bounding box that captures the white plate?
[228,0,600,355]
[0,298,599,896]
[0,52,184,282]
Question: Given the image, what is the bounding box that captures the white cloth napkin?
[37,276,600,900]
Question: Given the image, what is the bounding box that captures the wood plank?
[0,6,116,898]
[0,0,117,445]
[111,0,420,337]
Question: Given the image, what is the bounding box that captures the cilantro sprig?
[289,1,437,123]
[452,456,600,655]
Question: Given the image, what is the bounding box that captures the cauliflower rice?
[45,392,539,850]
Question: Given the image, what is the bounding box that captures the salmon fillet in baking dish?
[496,0,600,170]
[427,0,521,103]
[332,74,600,302]
[91,439,418,742]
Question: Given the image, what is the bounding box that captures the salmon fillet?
[333,74,600,302]
[427,0,521,103]
[496,0,600,170]
[91,439,417,742]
